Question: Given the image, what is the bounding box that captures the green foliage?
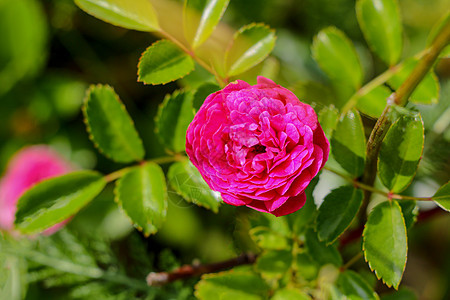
[433,181,450,211]
[356,0,403,66]
[318,106,339,139]
[83,85,145,163]
[256,250,293,279]
[167,160,221,212]
[225,23,276,77]
[387,58,440,104]
[195,270,270,300]
[138,40,195,85]
[14,171,106,234]
[337,270,378,300]
[115,163,167,236]
[271,288,311,300]
[305,228,343,267]
[249,227,290,250]
[312,27,363,91]
[0,248,27,300]
[355,85,391,118]
[192,82,220,111]
[378,113,424,192]
[75,0,159,32]
[331,110,366,177]
[184,0,230,48]
[316,185,363,244]
[155,90,195,152]
[0,0,47,95]
[363,201,407,289]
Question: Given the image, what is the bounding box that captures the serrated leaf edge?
[362,200,408,289]
[137,39,195,85]
[82,84,145,163]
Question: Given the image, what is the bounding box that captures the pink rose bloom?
[0,145,73,234]
[186,77,329,216]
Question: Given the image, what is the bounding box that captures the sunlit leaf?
[356,0,403,66]
[155,90,195,152]
[271,288,311,300]
[115,163,167,236]
[388,58,440,104]
[184,0,230,48]
[83,85,145,163]
[433,181,450,211]
[356,85,391,118]
[225,23,276,77]
[195,270,269,300]
[138,40,195,85]
[312,27,363,90]
[363,200,407,289]
[316,186,363,244]
[331,110,366,177]
[168,160,220,212]
[378,113,424,192]
[15,171,106,234]
[318,106,339,139]
[249,227,290,250]
[75,0,159,31]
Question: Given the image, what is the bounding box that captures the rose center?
[252,144,266,154]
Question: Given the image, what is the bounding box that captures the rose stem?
[146,253,257,286]
[358,18,450,225]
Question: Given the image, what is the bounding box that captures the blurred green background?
[1,0,449,299]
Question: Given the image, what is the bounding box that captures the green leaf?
[249,227,290,250]
[356,85,391,118]
[331,110,366,177]
[184,0,230,48]
[312,27,363,90]
[115,163,167,236]
[75,0,159,32]
[305,228,342,267]
[155,90,195,152]
[388,58,440,104]
[271,288,311,300]
[381,287,418,300]
[167,160,220,212]
[433,181,450,211]
[195,270,270,300]
[286,176,319,236]
[138,40,195,85]
[338,270,378,300]
[14,171,106,234]
[378,113,424,192]
[256,250,293,278]
[225,23,276,77]
[356,0,402,66]
[193,83,220,111]
[363,200,407,289]
[0,248,27,300]
[399,200,418,229]
[295,252,319,281]
[317,186,363,244]
[318,106,339,139]
[83,84,145,163]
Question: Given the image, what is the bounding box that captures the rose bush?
[0,145,73,234]
[186,77,329,216]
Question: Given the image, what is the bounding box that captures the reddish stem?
[146,253,257,286]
